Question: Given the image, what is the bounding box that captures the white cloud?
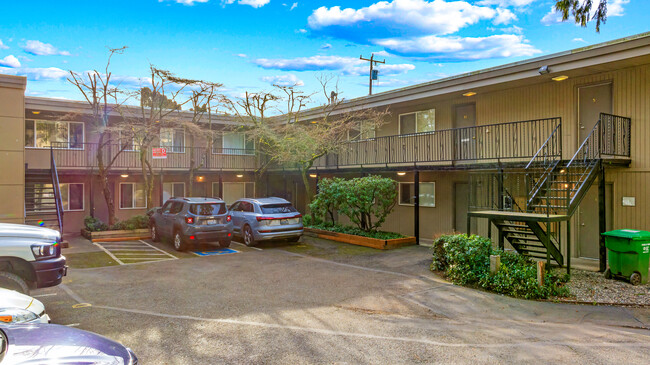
[477,0,535,7]
[609,0,630,16]
[290,2,297,11]
[23,40,71,56]
[260,74,304,86]
[0,55,21,68]
[488,25,523,34]
[493,8,516,25]
[167,0,209,5]
[0,39,8,50]
[320,43,332,50]
[375,34,540,62]
[296,29,308,34]
[308,0,496,39]
[573,38,587,43]
[541,6,563,25]
[236,53,248,58]
[253,55,415,76]
[222,0,270,7]
[0,66,68,81]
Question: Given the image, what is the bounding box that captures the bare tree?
[223,76,389,213]
[67,46,130,226]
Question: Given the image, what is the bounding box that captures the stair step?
[502,229,536,235]
[508,236,542,243]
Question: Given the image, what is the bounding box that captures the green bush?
[431,234,570,299]
[309,175,397,232]
[111,215,149,231]
[84,216,109,232]
[307,221,405,240]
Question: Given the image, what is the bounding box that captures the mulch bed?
[550,269,650,306]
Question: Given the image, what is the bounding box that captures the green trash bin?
[601,229,650,285]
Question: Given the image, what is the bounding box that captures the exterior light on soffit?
[196,176,205,182]
[309,174,317,178]
[462,92,476,97]
[32,111,41,115]
[120,173,129,178]
[552,75,569,82]
[236,174,244,178]
[397,172,406,176]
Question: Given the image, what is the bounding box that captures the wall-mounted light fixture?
[309,174,318,178]
[236,174,244,178]
[538,65,550,75]
[31,111,41,115]
[120,173,129,178]
[552,75,569,82]
[462,92,477,97]
[196,176,205,182]
[397,172,406,176]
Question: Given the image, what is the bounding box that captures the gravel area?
[553,269,650,306]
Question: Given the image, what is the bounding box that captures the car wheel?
[219,239,231,248]
[287,236,301,243]
[173,231,187,252]
[150,224,160,242]
[0,271,30,294]
[630,272,642,286]
[243,225,256,247]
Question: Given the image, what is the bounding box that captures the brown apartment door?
[576,83,612,259]
[454,104,477,161]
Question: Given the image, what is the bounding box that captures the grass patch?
[66,251,119,269]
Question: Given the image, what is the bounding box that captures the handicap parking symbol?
[192,248,239,257]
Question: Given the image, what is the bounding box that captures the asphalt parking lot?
[33,236,650,364]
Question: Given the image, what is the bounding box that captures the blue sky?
[0,0,647,107]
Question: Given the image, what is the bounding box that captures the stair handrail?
[525,121,562,209]
[49,145,64,233]
[567,119,601,168]
[525,120,562,170]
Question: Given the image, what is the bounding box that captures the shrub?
[111,215,149,231]
[431,234,570,300]
[309,175,398,232]
[84,216,109,232]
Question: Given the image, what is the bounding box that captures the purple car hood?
[0,324,133,365]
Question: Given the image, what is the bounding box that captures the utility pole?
[360,54,385,95]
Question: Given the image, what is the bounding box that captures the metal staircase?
[24,146,64,233]
[469,113,631,270]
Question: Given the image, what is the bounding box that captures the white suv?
[0,223,67,294]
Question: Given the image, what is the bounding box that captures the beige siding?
[0,76,26,224]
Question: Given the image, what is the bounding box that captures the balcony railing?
[44,143,257,171]
[312,117,562,169]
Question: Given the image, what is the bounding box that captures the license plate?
[205,219,217,225]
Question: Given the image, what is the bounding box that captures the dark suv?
[149,197,233,251]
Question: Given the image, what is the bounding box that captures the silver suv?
[149,197,233,251]
[229,197,303,247]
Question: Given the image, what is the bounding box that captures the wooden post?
[537,261,545,286]
[566,220,571,275]
[490,255,501,273]
[414,170,420,245]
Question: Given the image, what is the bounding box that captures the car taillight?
[226,215,231,222]
[185,217,194,224]
[256,216,273,221]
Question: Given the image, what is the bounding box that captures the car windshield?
[260,203,297,214]
[190,203,226,216]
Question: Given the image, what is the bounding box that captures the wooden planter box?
[304,227,416,250]
[81,228,151,242]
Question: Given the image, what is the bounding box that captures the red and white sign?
[152,147,167,159]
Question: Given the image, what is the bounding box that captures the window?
[222,182,255,205]
[348,121,376,141]
[162,182,185,202]
[120,183,146,209]
[169,202,184,214]
[160,128,185,153]
[119,130,141,151]
[213,132,255,155]
[260,204,297,214]
[399,182,435,207]
[30,183,84,211]
[190,203,227,215]
[398,109,435,135]
[25,120,84,149]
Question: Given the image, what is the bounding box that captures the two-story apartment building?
[1,32,649,272]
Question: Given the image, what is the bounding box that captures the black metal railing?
[313,117,562,168]
[46,142,257,171]
[49,145,64,233]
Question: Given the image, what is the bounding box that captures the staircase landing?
[468,210,568,222]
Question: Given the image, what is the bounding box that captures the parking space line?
[232,241,263,251]
[139,240,178,259]
[92,242,125,265]
[33,293,58,298]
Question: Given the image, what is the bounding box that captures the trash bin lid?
[601,229,650,240]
